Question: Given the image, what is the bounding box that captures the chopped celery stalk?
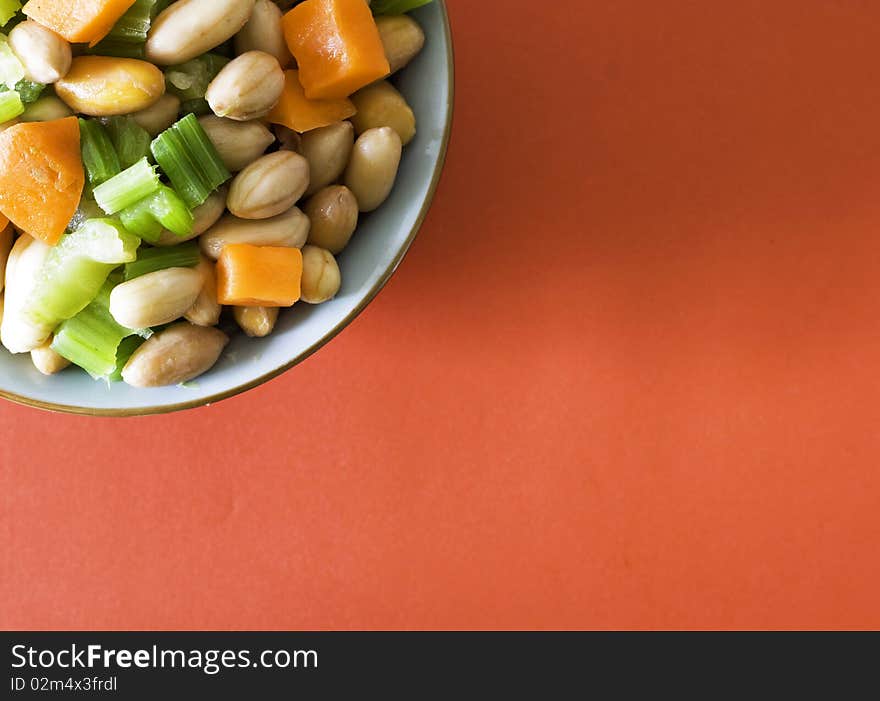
[88,40,145,59]
[108,334,146,381]
[22,220,140,331]
[151,114,230,208]
[13,79,43,103]
[0,0,21,26]
[94,157,160,214]
[164,53,229,102]
[105,115,151,169]
[123,241,200,280]
[371,0,433,14]
[0,88,21,121]
[120,184,194,243]
[79,119,121,187]
[103,0,156,41]
[179,98,211,117]
[89,0,164,58]
[0,33,23,87]
[51,278,149,379]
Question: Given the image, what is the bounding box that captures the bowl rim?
[0,1,455,417]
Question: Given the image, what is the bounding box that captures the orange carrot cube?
[268,70,356,133]
[217,244,303,307]
[282,0,390,100]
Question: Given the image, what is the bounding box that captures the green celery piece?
[0,33,23,87]
[10,79,43,103]
[119,184,194,243]
[51,277,150,379]
[0,1,21,27]
[151,114,230,208]
[87,40,145,59]
[22,220,140,332]
[89,0,168,58]
[79,119,122,187]
[103,0,157,41]
[123,241,200,280]
[0,87,21,121]
[94,157,160,214]
[105,115,152,169]
[371,0,433,14]
[179,98,211,117]
[164,53,229,102]
[108,334,146,381]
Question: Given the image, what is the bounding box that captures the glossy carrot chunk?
[216,244,303,307]
[23,0,137,45]
[268,70,357,133]
[282,0,390,100]
[0,117,84,246]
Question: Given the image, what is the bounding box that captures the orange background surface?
[4,0,880,630]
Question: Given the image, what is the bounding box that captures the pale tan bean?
[55,56,165,117]
[0,225,12,294]
[8,20,72,84]
[233,306,278,337]
[235,0,292,66]
[1,235,53,354]
[31,340,70,375]
[130,94,180,136]
[155,189,227,246]
[145,0,256,65]
[300,246,341,304]
[303,186,358,254]
[301,121,354,197]
[185,256,222,327]
[344,127,402,212]
[375,14,425,74]
[227,151,310,219]
[109,268,203,329]
[274,124,302,153]
[122,322,229,387]
[199,207,310,260]
[350,81,416,145]
[19,95,73,122]
[198,115,275,171]
[206,51,284,121]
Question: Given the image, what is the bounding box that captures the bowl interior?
[0,2,453,416]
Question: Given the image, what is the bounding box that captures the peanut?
[198,115,275,172]
[344,127,402,212]
[300,245,341,304]
[199,207,310,260]
[233,306,278,337]
[227,151,310,219]
[55,56,165,117]
[206,51,284,121]
[303,185,358,254]
[145,0,256,66]
[122,322,229,387]
[301,121,354,197]
[109,267,203,329]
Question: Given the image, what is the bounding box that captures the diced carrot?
[23,0,137,45]
[216,244,303,307]
[0,117,84,247]
[268,70,356,133]
[282,0,390,100]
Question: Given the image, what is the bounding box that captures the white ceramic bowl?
[0,2,454,415]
